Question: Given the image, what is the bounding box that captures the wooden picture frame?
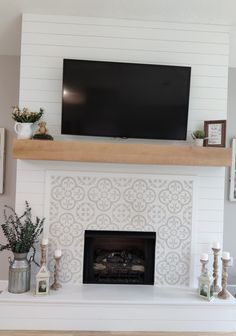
[204,120,226,147]
[229,139,236,202]
[0,128,5,194]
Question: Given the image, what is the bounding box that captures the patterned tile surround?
[44,171,195,286]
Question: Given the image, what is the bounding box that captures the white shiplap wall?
[16,14,229,285]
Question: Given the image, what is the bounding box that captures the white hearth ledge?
[0,283,236,332]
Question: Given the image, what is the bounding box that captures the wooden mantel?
[13,139,232,167]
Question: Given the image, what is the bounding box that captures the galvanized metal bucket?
[8,253,31,294]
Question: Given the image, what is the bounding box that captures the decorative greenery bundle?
[192,130,205,139]
[12,106,44,123]
[0,201,44,258]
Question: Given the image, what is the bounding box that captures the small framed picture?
[204,120,226,147]
[229,139,236,202]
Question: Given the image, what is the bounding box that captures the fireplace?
[83,230,156,285]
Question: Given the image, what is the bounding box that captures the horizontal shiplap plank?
[15,160,225,177]
[189,98,227,111]
[198,198,224,210]
[190,87,227,100]
[197,232,224,244]
[16,169,45,183]
[189,110,227,121]
[21,78,62,91]
[22,14,230,34]
[198,209,224,222]
[22,32,229,56]
[15,192,45,205]
[20,66,63,80]
[198,187,224,200]
[21,44,229,66]
[15,202,45,218]
[191,76,228,88]
[20,57,229,78]
[197,220,223,233]
[198,176,225,188]
[16,181,45,194]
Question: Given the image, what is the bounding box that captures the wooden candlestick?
[212,247,221,292]
[218,258,230,300]
[50,255,62,290]
[40,243,47,266]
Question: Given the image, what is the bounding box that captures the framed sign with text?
[204,120,226,147]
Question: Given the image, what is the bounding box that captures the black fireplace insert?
[83,230,156,285]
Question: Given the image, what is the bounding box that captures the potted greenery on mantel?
[192,130,206,147]
[12,106,44,139]
[0,201,44,293]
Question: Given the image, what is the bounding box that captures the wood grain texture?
[13,139,232,167]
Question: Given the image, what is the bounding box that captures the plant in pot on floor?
[12,106,44,139]
[0,201,44,293]
[192,130,206,147]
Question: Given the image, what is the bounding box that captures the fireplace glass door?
[83,230,156,285]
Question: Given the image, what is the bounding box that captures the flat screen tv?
[62,59,191,140]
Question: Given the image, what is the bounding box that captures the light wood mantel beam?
[13,139,232,167]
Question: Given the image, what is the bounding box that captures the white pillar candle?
[222,251,230,260]
[42,238,48,246]
[200,253,208,261]
[212,242,220,249]
[54,249,62,258]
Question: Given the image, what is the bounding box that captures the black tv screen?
[62,59,191,140]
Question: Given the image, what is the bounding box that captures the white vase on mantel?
[194,139,204,147]
[14,122,34,139]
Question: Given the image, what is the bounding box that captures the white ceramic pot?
[14,122,34,139]
[194,138,204,147]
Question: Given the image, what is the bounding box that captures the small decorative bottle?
[198,254,214,301]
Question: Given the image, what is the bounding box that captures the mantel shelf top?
[12,139,232,167]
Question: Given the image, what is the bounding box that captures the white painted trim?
[229,139,236,201]
[0,128,5,194]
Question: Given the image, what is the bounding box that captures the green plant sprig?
[192,130,205,139]
[12,107,44,123]
[0,202,44,263]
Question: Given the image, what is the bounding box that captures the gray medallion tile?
[45,172,194,286]
[124,179,156,211]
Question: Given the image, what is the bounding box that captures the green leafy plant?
[192,130,206,139]
[0,201,44,263]
[12,106,44,123]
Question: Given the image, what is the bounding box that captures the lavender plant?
[0,201,44,263]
